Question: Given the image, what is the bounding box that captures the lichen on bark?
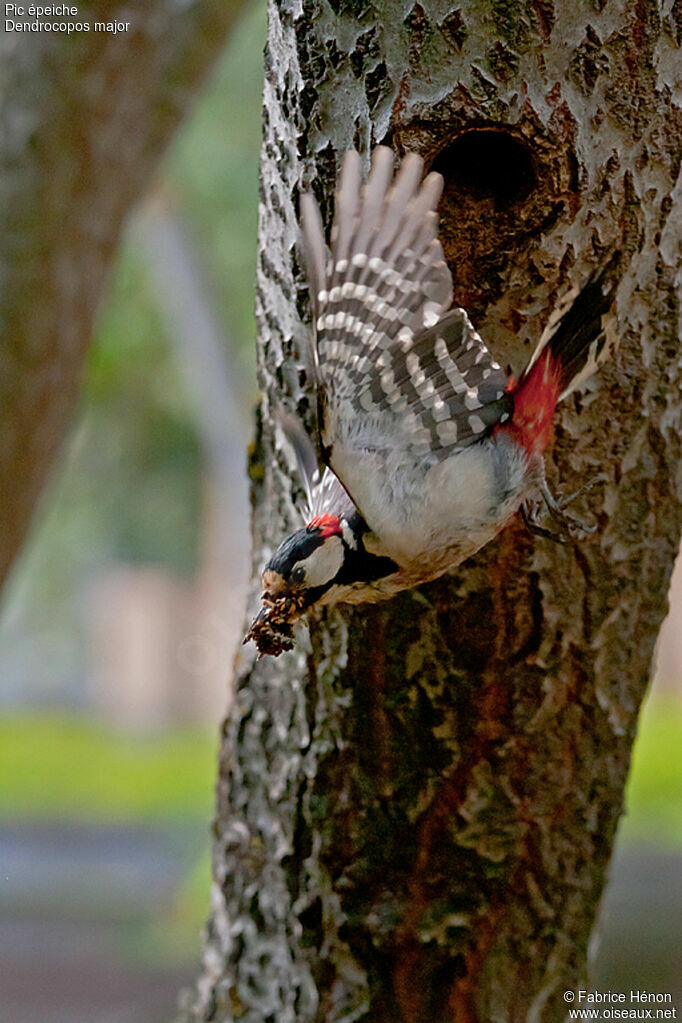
[183,2,682,1021]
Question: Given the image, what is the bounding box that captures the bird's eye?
[291,565,305,584]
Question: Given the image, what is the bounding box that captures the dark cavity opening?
[432,131,537,208]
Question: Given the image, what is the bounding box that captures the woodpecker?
[244,147,618,657]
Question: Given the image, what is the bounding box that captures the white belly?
[334,433,535,575]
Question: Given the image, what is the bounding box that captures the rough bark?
[0,1,245,588]
[185,2,682,1022]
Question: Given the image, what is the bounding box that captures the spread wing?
[300,148,453,396]
[299,147,512,528]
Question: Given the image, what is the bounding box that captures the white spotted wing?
[300,148,452,402]
[352,308,512,457]
[300,147,511,527]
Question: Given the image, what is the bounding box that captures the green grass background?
[0,693,679,965]
[1,692,680,840]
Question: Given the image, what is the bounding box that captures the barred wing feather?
[352,309,512,457]
[300,149,512,528]
[300,148,453,404]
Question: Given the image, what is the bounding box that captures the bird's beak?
[261,568,285,600]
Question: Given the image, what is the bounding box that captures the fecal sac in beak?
[243,583,306,659]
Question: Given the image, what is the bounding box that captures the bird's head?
[243,514,347,658]
[262,513,346,610]
[244,510,400,657]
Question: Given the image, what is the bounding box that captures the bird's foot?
[521,474,606,544]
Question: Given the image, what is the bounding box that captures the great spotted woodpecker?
[245,147,618,656]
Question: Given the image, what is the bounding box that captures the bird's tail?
[522,257,620,401]
[507,259,620,455]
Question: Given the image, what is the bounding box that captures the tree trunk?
[0,1,245,588]
[185,2,682,1021]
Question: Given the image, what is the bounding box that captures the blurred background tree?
[0,5,262,1021]
[0,3,680,1023]
[0,2,263,713]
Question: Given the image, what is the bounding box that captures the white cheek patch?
[298,536,344,588]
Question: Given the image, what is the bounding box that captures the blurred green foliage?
[1,695,681,846]
[77,247,203,573]
[10,2,264,582]
[79,0,264,573]
[0,5,265,695]
[0,714,216,823]
[164,5,265,360]
[621,694,682,846]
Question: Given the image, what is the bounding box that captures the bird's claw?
[521,474,606,544]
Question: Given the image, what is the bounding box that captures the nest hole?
[432,131,537,208]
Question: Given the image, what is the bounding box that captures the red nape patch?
[501,350,563,455]
[308,513,342,538]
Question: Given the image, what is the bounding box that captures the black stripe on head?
[266,526,325,579]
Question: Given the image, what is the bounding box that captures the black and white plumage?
[245,147,618,656]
